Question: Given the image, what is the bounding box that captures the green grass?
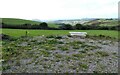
[1,18,59,28]
[48,23,59,28]
[1,28,119,39]
[1,18,41,25]
[96,51,109,57]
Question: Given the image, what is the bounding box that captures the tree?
[23,23,31,29]
[75,24,83,30]
[39,22,48,29]
[59,24,73,30]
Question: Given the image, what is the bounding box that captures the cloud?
[0,0,119,20]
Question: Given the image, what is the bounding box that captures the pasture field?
[1,18,41,25]
[1,18,59,28]
[1,29,119,39]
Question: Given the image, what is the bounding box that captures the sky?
[0,0,119,20]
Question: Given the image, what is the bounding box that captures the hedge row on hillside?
[1,23,120,30]
[59,24,120,30]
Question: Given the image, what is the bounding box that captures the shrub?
[40,50,50,57]
[46,35,55,38]
[47,39,58,44]
[60,46,69,51]
[99,34,105,37]
[72,54,85,58]
[2,65,11,71]
[96,51,109,57]
[39,22,48,29]
[73,45,80,49]
[74,23,83,29]
[57,41,64,44]
[50,47,56,50]
[59,24,73,30]
[0,34,10,40]
[55,54,62,58]
[67,35,72,37]
[78,63,88,70]
[69,41,83,46]
[79,50,86,53]
[55,36,62,39]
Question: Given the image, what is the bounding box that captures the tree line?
[1,22,49,29]
[1,22,120,30]
[59,24,120,30]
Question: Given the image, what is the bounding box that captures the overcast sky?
[0,0,119,20]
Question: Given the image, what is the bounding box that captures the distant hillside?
[53,19,91,25]
[52,18,118,26]
[1,18,41,25]
[1,18,59,28]
[83,19,118,26]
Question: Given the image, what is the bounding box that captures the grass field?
[84,19,118,26]
[1,18,59,28]
[1,18,41,25]
[1,29,118,39]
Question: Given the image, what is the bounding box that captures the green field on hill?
[84,19,118,26]
[1,29,118,39]
[1,18,40,25]
[1,18,59,28]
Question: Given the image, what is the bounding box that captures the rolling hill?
[83,19,118,26]
[52,18,118,26]
[1,18,59,28]
[1,18,41,25]
[0,18,118,29]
